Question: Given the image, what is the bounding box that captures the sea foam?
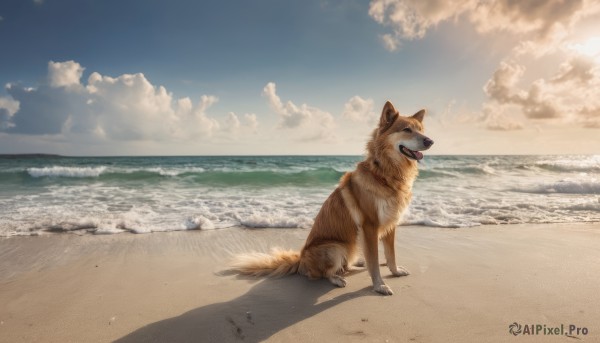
[27,166,107,178]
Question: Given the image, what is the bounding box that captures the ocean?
[1,154,599,237]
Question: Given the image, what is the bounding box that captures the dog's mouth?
[399,145,424,161]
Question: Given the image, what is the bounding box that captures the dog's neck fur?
[361,131,419,192]
[361,157,417,191]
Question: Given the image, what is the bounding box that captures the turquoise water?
[1,155,599,236]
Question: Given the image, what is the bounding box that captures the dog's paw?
[374,284,394,296]
[391,266,410,277]
[328,275,347,288]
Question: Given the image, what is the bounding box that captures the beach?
[1,223,598,342]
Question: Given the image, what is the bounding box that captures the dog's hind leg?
[324,244,348,287]
[302,243,348,288]
[353,258,365,268]
[382,227,410,277]
[328,274,347,287]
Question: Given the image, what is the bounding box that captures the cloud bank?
[369,0,600,130]
[369,0,592,51]
[483,57,600,129]
[0,61,382,153]
[0,61,257,142]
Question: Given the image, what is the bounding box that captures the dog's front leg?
[363,226,393,295]
[382,227,410,277]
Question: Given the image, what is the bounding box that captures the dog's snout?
[423,137,434,148]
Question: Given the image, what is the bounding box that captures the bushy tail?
[230,248,300,277]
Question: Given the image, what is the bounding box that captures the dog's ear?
[379,101,399,133]
[411,109,426,123]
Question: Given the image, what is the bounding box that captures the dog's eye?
[402,127,412,133]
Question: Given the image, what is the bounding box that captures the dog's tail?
[230,248,300,277]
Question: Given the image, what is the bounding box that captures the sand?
[0,223,599,342]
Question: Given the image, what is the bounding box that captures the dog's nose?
[423,137,434,148]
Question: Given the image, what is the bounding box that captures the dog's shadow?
[114,274,374,343]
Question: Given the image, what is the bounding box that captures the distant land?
[0,154,63,159]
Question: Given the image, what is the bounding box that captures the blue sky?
[1,0,600,155]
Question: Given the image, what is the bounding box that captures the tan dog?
[231,101,433,295]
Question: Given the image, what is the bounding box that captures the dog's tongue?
[401,146,424,161]
[413,150,424,161]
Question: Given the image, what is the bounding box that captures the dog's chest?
[375,197,401,228]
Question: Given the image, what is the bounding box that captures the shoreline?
[3,220,600,239]
[1,223,599,342]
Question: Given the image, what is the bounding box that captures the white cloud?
[224,112,241,133]
[48,60,84,88]
[0,96,19,116]
[1,61,257,142]
[243,113,259,133]
[0,96,20,129]
[380,33,399,51]
[551,56,596,84]
[483,61,525,104]
[85,71,177,140]
[342,95,376,122]
[219,112,259,138]
[262,82,333,129]
[262,82,338,142]
[262,82,282,111]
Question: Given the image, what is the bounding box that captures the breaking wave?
[27,166,107,178]
[512,179,600,194]
[19,166,345,187]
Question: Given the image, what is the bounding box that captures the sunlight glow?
[569,36,600,59]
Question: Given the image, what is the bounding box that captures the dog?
[231,100,434,295]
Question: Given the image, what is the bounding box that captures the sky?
[1,0,600,156]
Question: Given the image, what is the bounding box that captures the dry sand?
[0,224,599,342]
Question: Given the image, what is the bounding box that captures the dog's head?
[370,101,434,162]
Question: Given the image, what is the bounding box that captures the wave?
[185,168,344,187]
[24,166,209,178]
[17,165,345,187]
[0,212,315,237]
[418,169,460,178]
[535,158,600,173]
[418,165,495,179]
[146,167,206,176]
[27,166,107,178]
[512,178,600,194]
